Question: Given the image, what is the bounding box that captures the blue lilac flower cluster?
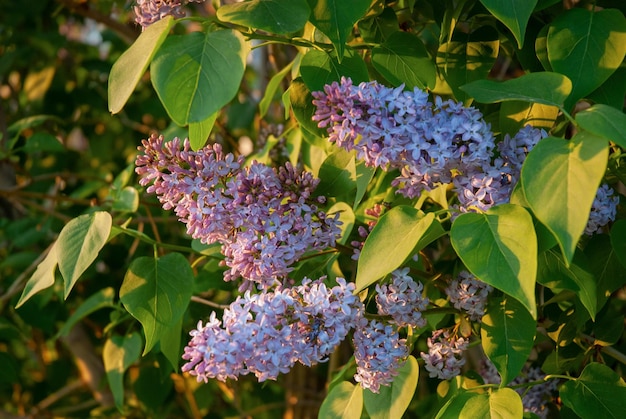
[420,329,469,380]
[135,134,341,289]
[134,0,205,29]
[585,183,619,235]
[376,268,429,328]
[445,270,492,322]
[313,77,620,229]
[182,278,363,382]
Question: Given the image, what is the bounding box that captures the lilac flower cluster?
[135,134,341,289]
[445,270,493,321]
[134,0,204,29]
[420,329,469,379]
[584,183,619,235]
[376,268,429,328]
[182,278,362,382]
[353,318,409,392]
[312,77,495,200]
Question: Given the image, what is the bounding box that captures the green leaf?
[327,201,355,245]
[588,67,626,110]
[23,132,65,153]
[57,287,116,337]
[354,161,375,210]
[436,388,523,419]
[576,104,626,149]
[217,0,310,34]
[479,0,538,48]
[481,294,536,385]
[590,232,626,308]
[259,58,295,118]
[16,243,58,308]
[318,381,363,419]
[499,101,558,136]
[289,78,330,147]
[57,211,112,299]
[356,208,445,292]
[120,253,193,354]
[460,72,572,107]
[547,8,626,107]
[150,30,249,125]
[103,333,143,411]
[450,204,537,319]
[316,148,357,199]
[300,48,369,93]
[160,318,182,371]
[108,16,174,114]
[111,186,139,213]
[537,249,597,319]
[307,0,371,58]
[437,38,499,102]
[188,112,217,151]
[560,362,626,419]
[611,220,626,269]
[371,31,437,90]
[363,356,418,419]
[520,133,608,264]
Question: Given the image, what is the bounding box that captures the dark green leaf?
[188,112,217,151]
[481,294,536,385]
[547,8,626,107]
[109,16,174,114]
[371,31,437,90]
[307,0,371,58]
[479,0,538,48]
[576,104,626,149]
[363,356,418,419]
[160,319,182,371]
[560,362,626,419]
[103,333,143,411]
[300,48,369,93]
[217,0,310,34]
[450,204,537,318]
[57,287,116,337]
[460,72,572,107]
[586,234,626,309]
[588,68,626,110]
[120,253,193,354]
[611,220,626,269]
[151,30,249,125]
[357,208,445,292]
[57,211,112,299]
[316,148,357,199]
[521,133,608,264]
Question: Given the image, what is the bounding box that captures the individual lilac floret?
[353,318,409,393]
[135,134,341,288]
[585,183,619,235]
[420,329,469,380]
[376,268,429,328]
[445,270,493,321]
[182,278,363,383]
[511,366,558,419]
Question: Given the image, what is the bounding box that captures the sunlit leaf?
[450,204,537,318]
[259,58,295,118]
[300,48,369,93]
[318,381,363,419]
[521,133,608,264]
[16,243,58,308]
[575,104,626,149]
[217,0,310,34]
[363,356,418,419]
[479,0,538,48]
[57,211,112,299]
[435,387,523,419]
[103,333,143,411]
[188,112,217,151]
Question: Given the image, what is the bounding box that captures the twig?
[190,295,229,310]
[31,380,84,414]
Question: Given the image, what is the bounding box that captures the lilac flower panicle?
[511,366,558,419]
[134,0,205,29]
[445,270,493,321]
[585,183,619,235]
[420,329,469,380]
[376,268,429,328]
[135,134,341,288]
[182,278,363,383]
[353,318,409,393]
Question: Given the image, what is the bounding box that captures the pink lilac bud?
[351,203,386,260]
[182,278,363,383]
[584,183,619,235]
[511,366,558,419]
[135,134,341,288]
[376,268,429,328]
[445,270,492,321]
[353,318,409,393]
[420,329,469,380]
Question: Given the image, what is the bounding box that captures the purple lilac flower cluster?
[135,134,341,289]
[584,183,619,235]
[353,318,409,392]
[134,0,204,29]
[445,270,492,321]
[376,268,429,328]
[182,278,362,382]
[420,329,469,379]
